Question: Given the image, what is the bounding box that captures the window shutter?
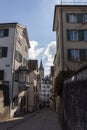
[67,49,71,61]
[67,30,70,41]
[77,14,82,23]
[78,30,84,41]
[4,29,9,37]
[2,47,8,57]
[80,49,85,61]
[66,14,69,22]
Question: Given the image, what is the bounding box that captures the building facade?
[53,4,87,125]
[28,60,39,112]
[39,77,52,107]
[53,5,87,95]
[0,23,30,118]
[53,5,87,77]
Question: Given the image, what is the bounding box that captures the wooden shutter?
[67,49,71,61]
[80,49,85,61]
[77,14,82,23]
[66,13,69,22]
[78,30,84,41]
[67,30,70,41]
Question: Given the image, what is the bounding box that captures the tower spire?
[39,59,43,69]
[39,59,44,79]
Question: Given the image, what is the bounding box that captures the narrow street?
[2,108,62,130]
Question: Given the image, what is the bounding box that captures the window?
[68,49,80,62]
[23,58,27,66]
[0,29,9,38]
[80,49,87,61]
[66,13,87,23]
[66,13,77,23]
[15,51,22,63]
[83,30,87,41]
[0,70,4,80]
[47,86,49,88]
[16,30,22,45]
[82,14,87,23]
[67,30,87,41]
[43,90,45,92]
[47,94,49,97]
[67,30,79,41]
[0,47,8,58]
[68,49,87,62]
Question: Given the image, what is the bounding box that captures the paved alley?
[0,108,62,130]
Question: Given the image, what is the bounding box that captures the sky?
[0,0,86,76]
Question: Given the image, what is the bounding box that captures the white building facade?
[39,77,52,107]
[0,23,30,118]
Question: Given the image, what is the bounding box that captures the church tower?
[39,60,44,80]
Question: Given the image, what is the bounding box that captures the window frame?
[68,49,87,62]
[15,50,22,63]
[0,47,8,58]
[0,29,9,38]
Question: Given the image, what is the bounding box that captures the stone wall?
[63,68,87,130]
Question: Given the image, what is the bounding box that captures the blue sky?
[0,0,58,75]
[0,0,86,75]
[0,0,57,45]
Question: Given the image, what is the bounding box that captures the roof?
[28,60,38,72]
[53,4,87,31]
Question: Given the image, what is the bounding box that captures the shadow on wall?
[0,84,10,121]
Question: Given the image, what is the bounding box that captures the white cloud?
[28,40,56,76]
[43,41,56,76]
[29,41,44,59]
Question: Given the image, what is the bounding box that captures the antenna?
[60,0,62,5]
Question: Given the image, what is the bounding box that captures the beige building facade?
[53,5,87,77]
[53,5,87,113]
